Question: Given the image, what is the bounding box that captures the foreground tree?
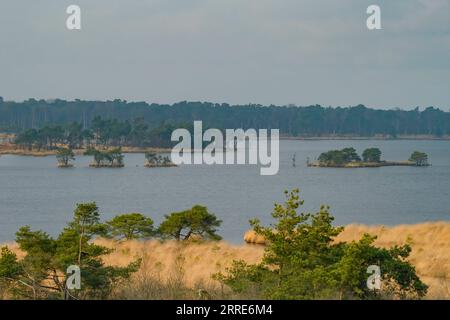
[106,213,154,240]
[159,206,222,241]
[362,148,382,163]
[215,189,427,300]
[0,203,140,299]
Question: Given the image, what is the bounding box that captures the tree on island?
[144,152,174,167]
[106,213,154,240]
[158,206,222,241]
[84,147,103,166]
[409,151,429,166]
[318,147,360,166]
[362,148,382,163]
[145,152,158,164]
[108,147,124,167]
[341,147,361,162]
[56,147,75,167]
[84,147,124,167]
[318,150,345,165]
[215,189,428,300]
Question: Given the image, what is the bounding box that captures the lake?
[1,139,450,243]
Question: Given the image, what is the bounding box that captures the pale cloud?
[0,0,449,109]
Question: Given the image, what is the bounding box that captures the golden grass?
[3,222,449,299]
[96,239,264,289]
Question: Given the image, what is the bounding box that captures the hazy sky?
[0,0,449,109]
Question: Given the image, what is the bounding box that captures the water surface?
[1,140,449,243]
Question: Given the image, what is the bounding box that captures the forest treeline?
[1,98,450,138]
[13,118,185,149]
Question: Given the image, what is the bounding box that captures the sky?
[0,0,449,109]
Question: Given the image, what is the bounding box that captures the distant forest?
[1,98,449,138]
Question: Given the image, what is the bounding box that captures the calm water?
[1,140,450,243]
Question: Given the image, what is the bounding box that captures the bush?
[215,189,428,300]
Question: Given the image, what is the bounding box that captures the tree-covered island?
[84,147,125,168]
[309,148,430,168]
[144,152,177,168]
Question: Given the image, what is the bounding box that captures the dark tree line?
[1,98,450,138]
[13,117,190,150]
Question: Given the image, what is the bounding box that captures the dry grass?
[2,222,449,299]
[100,221,450,299]
[96,239,263,289]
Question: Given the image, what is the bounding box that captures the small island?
[144,152,177,168]
[85,147,125,168]
[307,147,430,168]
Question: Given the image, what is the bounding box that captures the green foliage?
[6,102,450,148]
[159,205,222,241]
[362,148,382,163]
[108,147,124,166]
[341,148,361,162]
[84,147,124,167]
[56,147,75,166]
[0,203,140,300]
[145,152,158,163]
[145,152,172,165]
[106,213,154,240]
[409,151,429,166]
[13,116,188,150]
[318,147,361,166]
[0,247,22,279]
[318,150,346,165]
[335,234,428,299]
[216,189,428,300]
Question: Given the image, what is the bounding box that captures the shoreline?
[1,134,449,157]
[281,135,450,141]
[0,145,172,157]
